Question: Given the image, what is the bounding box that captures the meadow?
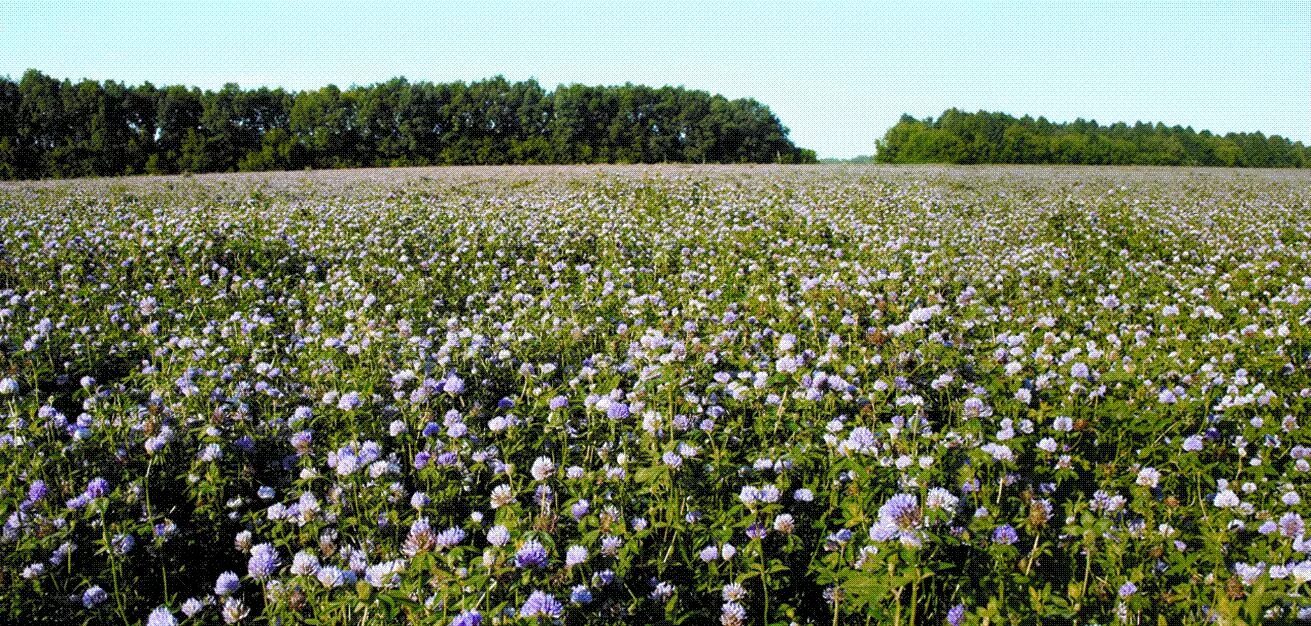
[2,164,1311,625]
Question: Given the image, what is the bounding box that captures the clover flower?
[515,539,548,568]
[870,493,924,547]
[316,566,346,588]
[992,524,1019,545]
[721,601,747,626]
[450,610,482,626]
[291,551,319,576]
[221,597,249,624]
[518,590,563,619]
[565,545,588,567]
[146,607,177,626]
[570,585,592,604]
[247,544,280,580]
[81,585,107,608]
[530,456,555,481]
[215,571,240,596]
[1119,581,1137,598]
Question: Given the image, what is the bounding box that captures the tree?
[290,85,356,168]
[16,69,65,178]
[875,109,1309,169]
[0,71,815,179]
[0,77,19,178]
[156,85,205,173]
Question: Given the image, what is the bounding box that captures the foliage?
[2,165,1311,625]
[876,109,1311,168]
[0,71,815,180]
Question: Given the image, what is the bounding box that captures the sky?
[2,0,1308,159]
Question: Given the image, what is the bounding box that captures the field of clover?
[3,164,1311,626]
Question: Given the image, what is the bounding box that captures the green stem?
[894,585,903,626]
[100,507,129,625]
[1023,532,1041,576]
[910,569,920,626]
[144,456,169,601]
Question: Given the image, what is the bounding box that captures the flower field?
[3,164,1311,625]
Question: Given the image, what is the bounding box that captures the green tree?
[875,108,1308,168]
[156,85,205,173]
[0,77,19,178]
[290,85,356,168]
[1,71,814,178]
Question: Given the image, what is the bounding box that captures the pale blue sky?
[2,0,1307,158]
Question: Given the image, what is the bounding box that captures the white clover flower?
[530,456,555,481]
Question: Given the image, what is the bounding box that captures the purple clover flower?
[570,585,593,604]
[947,604,966,626]
[81,585,107,608]
[436,526,466,549]
[27,480,48,503]
[1119,581,1137,598]
[146,607,177,626]
[515,539,549,568]
[518,590,563,619]
[247,543,280,580]
[85,477,109,499]
[214,571,240,596]
[451,610,482,626]
[443,375,465,395]
[606,402,629,420]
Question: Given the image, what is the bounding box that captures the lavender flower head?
[81,585,107,608]
[221,597,249,623]
[146,607,177,626]
[1119,581,1137,598]
[316,566,346,588]
[364,559,405,588]
[436,526,466,549]
[565,545,588,567]
[247,543,280,580]
[947,604,966,626]
[443,374,465,395]
[519,590,564,619]
[606,401,630,420]
[27,480,48,503]
[515,539,549,568]
[487,525,511,547]
[564,585,590,606]
[85,477,109,499]
[992,524,1019,545]
[870,493,924,547]
[214,571,240,596]
[336,391,362,411]
[451,610,482,626]
[291,551,320,576]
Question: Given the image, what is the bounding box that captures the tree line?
[0,70,816,179]
[876,109,1310,167]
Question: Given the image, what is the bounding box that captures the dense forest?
[876,109,1311,167]
[0,70,815,179]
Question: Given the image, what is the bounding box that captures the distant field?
[3,165,1311,625]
